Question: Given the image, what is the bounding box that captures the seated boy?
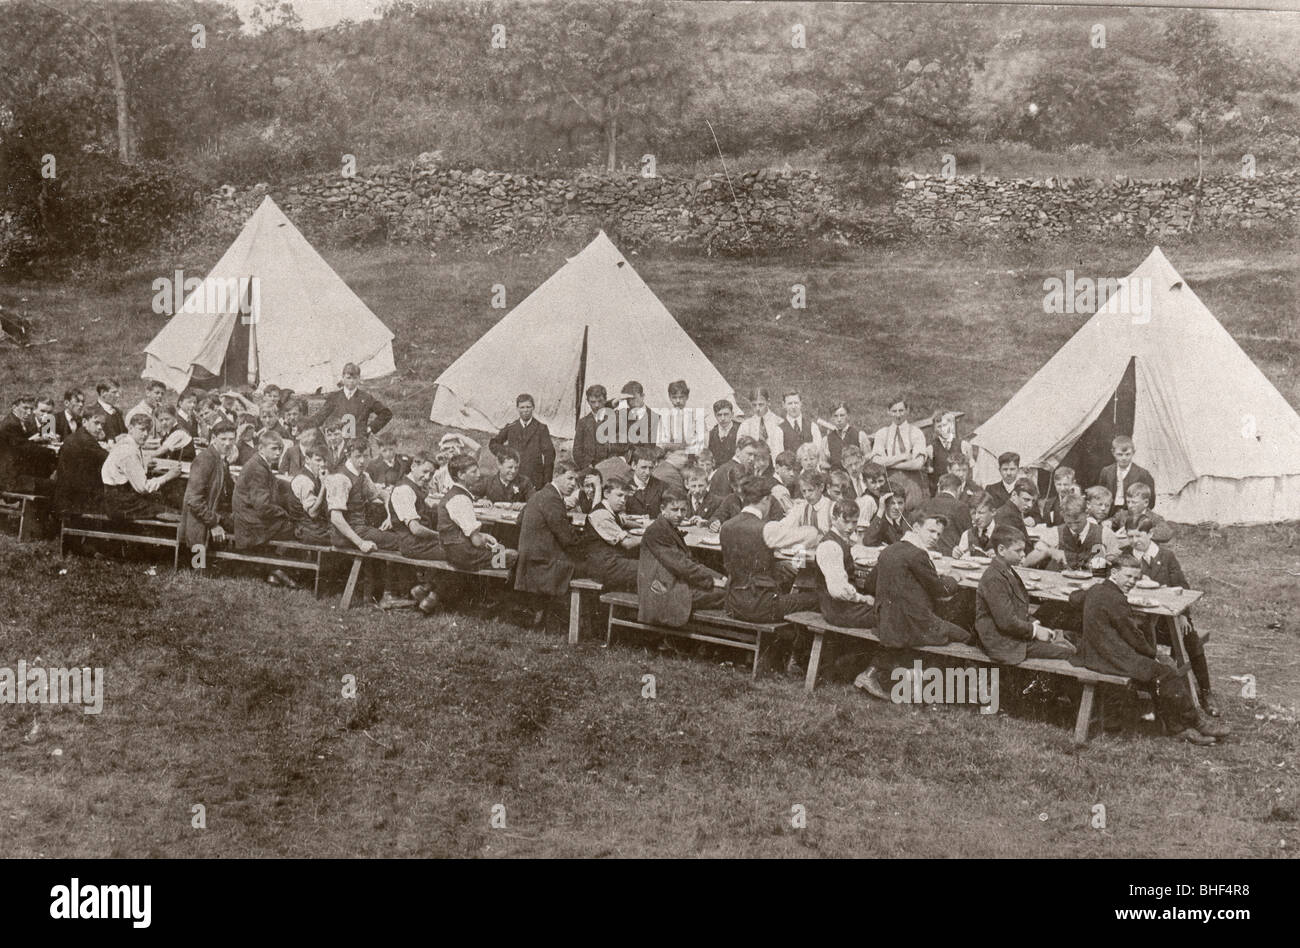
[1097,434,1156,519]
[781,470,833,535]
[576,477,641,592]
[324,438,400,553]
[514,460,582,625]
[437,454,511,572]
[1116,482,1172,545]
[992,477,1038,549]
[983,451,1021,508]
[624,445,668,519]
[364,429,410,487]
[482,446,534,504]
[815,498,877,629]
[946,453,980,510]
[861,488,909,547]
[975,526,1076,663]
[695,449,716,486]
[637,486,726,627]
[953,492,999,558]
[100,413,183,522]
[1027,494,1121,571]
[682,465,717,522]
[287,435,334,546]
[854,462,889,526]
[652,443,690,492]
[1039,465,1078,528]
[232,430,299,549]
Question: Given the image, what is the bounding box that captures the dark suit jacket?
[233,453,294,548]
[707,458,748,502]
[99,406,127,444]
[875,539,960,648]
[779,415,817,453]
[983,480,1013,509]
[53,427,108,517]
[974,556,1036,663]
[515,483,580,597]
[1097,462,1156,512]
[992,501,1031,547]
[491,419,555,489]
[1071,578,1164,681]
[862,515,907,548]
[54,411,80,440]
[364,455,410,488]
[686,492,719,521]
[637,516,721,627]
[573,411,617,471]
[1140,547,1187,589]
[611,407,659,458]
[625,475,667,519]
[483,474,534,504]
[923,492,972,556]
[0,413,27,489]
[182,445,231,548]
[306,387,392,435]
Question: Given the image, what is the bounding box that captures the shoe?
[784,655,805,679]
[854,666,890,701]
[1173,727,1217,746]
[1199,691,1221,717]
[266,572,284,587]
[417,591,440,615]
[1195,714,1231,739]
[378,592,414,610]
[410,584,430,602]
[155,512,181,523]
[528,608,547,630]
[270,569,299,590]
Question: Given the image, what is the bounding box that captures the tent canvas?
[143,196,395,394]
[969,246,1300,525]
[430,231,737,442]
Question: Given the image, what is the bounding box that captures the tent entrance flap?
[1059,356,1136,489]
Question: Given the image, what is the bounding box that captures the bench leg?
[1074,683,1099,746]
[605,607,617,648]
[313,553,324,599]
[1169,615,1203,714]
[804,631,825,693]
[751,629,762,680]
[340,556,364,609]
[17,501,31,542]
[568,589,581,646]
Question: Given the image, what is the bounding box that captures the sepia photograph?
[0,0,1295,917]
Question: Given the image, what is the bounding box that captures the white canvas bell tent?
[969,247,1300,525]
[142,196,396,394]
[429,231,737,442]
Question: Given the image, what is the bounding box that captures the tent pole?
[575,325,589,435]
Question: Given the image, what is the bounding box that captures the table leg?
[1074,683,1097,746]
[568,589,581,645]
[340,556,363,609]
[804,631,824,692]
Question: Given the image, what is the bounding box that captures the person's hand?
[708,520,721,534]
[210,525,227,543]
[359,540,378,554]
[862,594,875,607]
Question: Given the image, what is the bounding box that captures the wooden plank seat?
[339,548,511,609]
[0,491,43,541]
[600,590,791,679]
[204,540,331,599]
[567,578,604,645]
[59,512,183,570]
[785,611,1138,745]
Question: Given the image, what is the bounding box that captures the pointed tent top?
[142,197,395,393]
[430,231,736,441]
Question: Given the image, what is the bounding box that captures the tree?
[1163,11,1242,184]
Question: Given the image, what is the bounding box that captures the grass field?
[2,231,1298,857]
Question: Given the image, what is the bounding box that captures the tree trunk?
[103,4,132,162]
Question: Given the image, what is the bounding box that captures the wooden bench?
[59,513,184,570]
[340,548,510,609]
[204,539,332,599]
[786,611,1134,745]
[0,491,42,541]
[568,578,604,645]
[601,590,791,679]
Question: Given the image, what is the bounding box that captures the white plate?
[1135,578,1160,589]
[949,560,982,570]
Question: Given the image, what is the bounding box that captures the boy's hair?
[972,491,999,513]
[797,471,826,491]
[632,445,659,465]
[667,379,689,397]
[937,473,962,494]
[553,457,579,477]
[1084,485,1113,506]
[375,429,397,447]
[841,444,865,464]
[62,388,85,403]
[748,385,771,403]
[1111,552,1141,572]
[1012,477,1040,500]
[735,435,758,453]
[862,462,887,478]
[177,389,198,405]
[341,362,361,377]
[696,449,714,467]
[496,447,521,465]
[322,420,343,434]
[795,442,819,464]
[683,465,707,484]
[126,413,152,432]
[775,450,798,471]
[96,379,120,396]
[712,399,732,414]
[920,513,948,530]
[753,441,772,458]
[258,429,284,447]
[991,526,1026,553]
[997,451,1020,468]
[516,393,535,407]
[448,455,478,481]
[833,498,860,522]
[585,383,607,400]
[209,419,237,437]
[155,406,177,421]
[660,485,688,505]
[36,395,54,408]
[343,437,369,457]
[145,380,166,394]
[1127,481,1152,501]
[1052,465,1076,483]
[736,475,769,506]
[829,469,852,490]
[1111,435,1135,451]
[1132,515,1157,535]
[1061,494,1088,517]
[602,477,629,496]
[622,380,644,397]
[887,395,908,410]
[290,398,309,415]
[782,389,801,401]
[258,399,280,414]
[946,453,969,471]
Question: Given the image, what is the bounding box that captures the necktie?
[893,426,904,456]
[803,504,814,527]
[758,416,768,441]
